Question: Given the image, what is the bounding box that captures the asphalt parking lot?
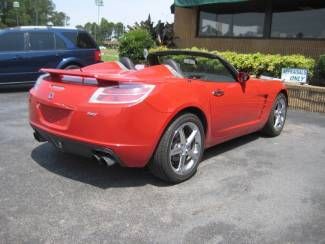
[0,90,325,243]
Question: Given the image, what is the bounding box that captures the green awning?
[174,0,249,7]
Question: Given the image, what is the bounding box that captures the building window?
[271,8,325,39]
[199,11,265,38]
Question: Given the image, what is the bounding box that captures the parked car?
[29,50,288,183]
[0,26,101,87]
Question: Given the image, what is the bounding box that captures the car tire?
[149,113,205,184]
[261,93,287,137]
[64,64,81,70]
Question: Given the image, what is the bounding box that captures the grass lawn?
[101,49,119,62]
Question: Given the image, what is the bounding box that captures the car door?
[0,31,31,84]
[189,57,265,141]
[25,31,61,81]
[54,31,78,62]
[57,31,98,66]
[207,79,266,140]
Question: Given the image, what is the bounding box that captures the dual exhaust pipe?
[93,150,116,167]
[34,130,117,167]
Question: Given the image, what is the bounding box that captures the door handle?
[212,89,224,97]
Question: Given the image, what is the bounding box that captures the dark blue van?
[0,26,101,87]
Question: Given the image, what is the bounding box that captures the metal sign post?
[94,0,104,41]
[13,1,20,26]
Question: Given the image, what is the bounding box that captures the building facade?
[173,0,325,58]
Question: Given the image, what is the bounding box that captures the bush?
[150,47,316,80]
[119,28,155,63]
[317,55,325,79]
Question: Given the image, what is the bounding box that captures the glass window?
[199,11,218,36]
[271,8,325,39]
[62,31,96,49]
[77,32,97,49]
[0,32,25,51]
[55,34,67,49]
[29,32,55,50]
[199,11,264,38]
[62,31,78,45]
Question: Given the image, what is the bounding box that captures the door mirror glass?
[237,71,250,83]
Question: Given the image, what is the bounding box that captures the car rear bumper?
[33,126,123,166]
[29,88,172,167]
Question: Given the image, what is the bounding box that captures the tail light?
[89,83,155,105]
[94,50,102,62]
[33,74,50,90]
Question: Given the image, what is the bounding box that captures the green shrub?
[150,47,316,80]
[119,28,155,63]
[317,55,325,79]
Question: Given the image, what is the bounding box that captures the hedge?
[317,55,325,79]
[150,47,316,80]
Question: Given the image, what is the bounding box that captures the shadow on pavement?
[203,132,260,161]
[0,86,32,93]
[31,142,167,189]
[31,133,261,189]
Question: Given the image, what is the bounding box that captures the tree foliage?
[128,15,175,47]
[0,0,69,27]
[80,18,125,45]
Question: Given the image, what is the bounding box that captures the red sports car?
[29,50,287,183]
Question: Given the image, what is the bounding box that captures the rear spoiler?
[41,68,95,79]
[40,68,142,85]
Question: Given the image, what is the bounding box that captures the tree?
[50,11,69,26]
[100,18,114,41]
[128,15,175,47]
[0,0,69,27]
[114,22,125,39]
[83,22,97,38]
[80,19,125,44]
[128,14,155,39]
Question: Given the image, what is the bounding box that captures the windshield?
[149,52,237,82]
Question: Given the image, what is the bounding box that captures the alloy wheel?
[169,122,202,175]
[274,97,287,129]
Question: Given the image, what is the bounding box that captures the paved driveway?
[1,90,325,243]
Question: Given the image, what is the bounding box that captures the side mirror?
[237,71,250,83]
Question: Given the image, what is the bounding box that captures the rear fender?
[56,57,85,69]
[146,82,212,148]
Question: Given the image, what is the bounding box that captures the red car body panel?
[29,61,287,167]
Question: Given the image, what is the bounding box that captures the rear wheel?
[150,113,205,183]
[261,93,287,137]
[64,64,80,70]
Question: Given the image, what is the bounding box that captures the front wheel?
[261,93,287,137]
[149,113,205,184]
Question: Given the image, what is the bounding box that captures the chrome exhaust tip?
[33,131,47,142]
[100,156,115,167]
[93,150,116,167]
[93,153,102,162]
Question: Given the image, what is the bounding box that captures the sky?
[53,0,175,27]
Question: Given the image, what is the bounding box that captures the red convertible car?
[29,50,287,183]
